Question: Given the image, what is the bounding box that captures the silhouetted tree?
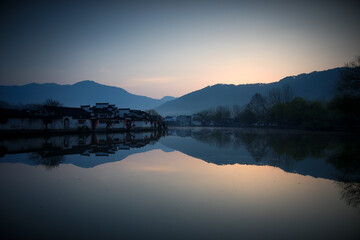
[231,104,242,119]
[146,109,162,120]
[238,109,257,125]
[267,85,294,107]
[246,93,268,122]
[303,101,330,130]
[43,99,63,107]
[337,55,360,94]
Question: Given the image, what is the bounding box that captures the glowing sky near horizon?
[1,0,360,98]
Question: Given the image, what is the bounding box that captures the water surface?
[1,129,359,239]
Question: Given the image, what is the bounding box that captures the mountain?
[160,96,176,102]
[155,68,342,116]
[0,80,174,110]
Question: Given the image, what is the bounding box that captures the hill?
[0,80,174,110]
[155,68,342,116]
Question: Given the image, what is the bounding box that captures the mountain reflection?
[1,128,359,183]
[163,128,360,182]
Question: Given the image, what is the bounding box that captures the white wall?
[0,118,45,130]
[133,120,152,129]
[0,117,157,131]
[63,117,92,130]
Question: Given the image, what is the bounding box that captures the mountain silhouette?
[0,80,174,110]
[155,68,342,116]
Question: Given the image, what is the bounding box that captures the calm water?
[0,128,359,240]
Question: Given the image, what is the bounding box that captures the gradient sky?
[1,0,360,98]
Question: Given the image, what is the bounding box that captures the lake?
[0,128,359,239]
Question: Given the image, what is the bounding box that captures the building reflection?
[0,131,165,167]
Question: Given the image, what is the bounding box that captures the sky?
[1,0,360,98]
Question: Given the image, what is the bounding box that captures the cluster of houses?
[163,115,205,126]
[0,103,164,132]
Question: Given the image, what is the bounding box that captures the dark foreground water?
[0,128,359,240]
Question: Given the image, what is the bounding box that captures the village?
[0,103,166,132]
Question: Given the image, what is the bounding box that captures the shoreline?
[0,128,165,139]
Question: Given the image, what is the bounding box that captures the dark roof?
[39,106,89,118]
[130,110,145,114]
[92,108,113,114]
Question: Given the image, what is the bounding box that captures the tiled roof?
[40,106,90,118]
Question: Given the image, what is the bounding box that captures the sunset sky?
[1,0,360,98]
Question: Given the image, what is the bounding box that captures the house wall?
[1,115,159,132]
[96,121,108,130]
[0,117,93,131]
[0,118,45,131]
[133,120,152,129]
[111,120,125,130]
[191,120,202,126]
[132,131,153,140]
[94,119,125,130]
[61,117,92,130]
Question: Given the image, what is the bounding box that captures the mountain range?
[155,67,342,116]
[0,67,342,115]
[0,80,175,110]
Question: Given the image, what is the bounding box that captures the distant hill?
[0,80,174,110]
[155,68,342,116]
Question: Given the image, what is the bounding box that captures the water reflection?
[0,128,360,239]
[338,182,360,213]
[0,131,164,167]
[1,129,360,182]
[161,129,360,182]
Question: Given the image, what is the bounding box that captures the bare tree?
[337,55,360,94]
[267,84,294,107]
[267,88,282,106]
[282,84,294,103]
[231,104,242,119]
[43,99,63,107]
[145,109,162,120]
[246,93,268,117]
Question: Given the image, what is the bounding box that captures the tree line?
[195,56,360,130]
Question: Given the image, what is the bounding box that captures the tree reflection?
[193,130,234,148]
[327,141,360,180]
[29,147,64,168]
[191,129,360,181]
[189,129,360,212]
[237,133,269,162]
[337,181,360,213]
